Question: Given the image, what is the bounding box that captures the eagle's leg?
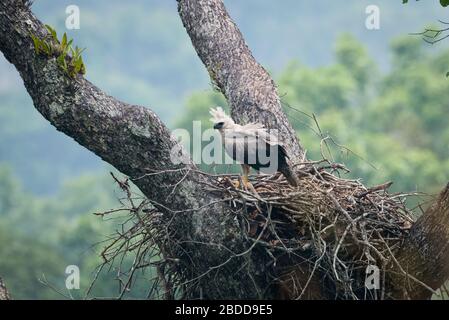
[241,164,252,190]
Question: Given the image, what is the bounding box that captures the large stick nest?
[209,160,415,299]
[94,160,417,300]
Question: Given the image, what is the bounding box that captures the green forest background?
[0,0,448,299]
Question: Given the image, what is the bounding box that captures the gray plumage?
[210,107,298,187]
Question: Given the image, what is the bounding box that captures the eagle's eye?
[214,122,224,129]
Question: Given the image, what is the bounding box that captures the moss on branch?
[30,24,86,78]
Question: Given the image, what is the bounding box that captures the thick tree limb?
[178,0,304,162]
[388,184,449,299]
[0,0,272,299]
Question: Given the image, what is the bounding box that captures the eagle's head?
[209,107,235,131]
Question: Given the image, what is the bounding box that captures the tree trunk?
[0,0,448,300]
[178,0,304,163]
[387,184,449,299]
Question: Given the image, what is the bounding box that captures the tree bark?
[388,183,449,299]
[0,0,195,216]
[177,0,304,162]
[0,0,271,299]
[0,277,10,300]
[1,0,449,300]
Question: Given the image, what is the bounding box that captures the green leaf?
[74,58,82,74]
[30,34,41,54]
[57,53,65,66]
[41,41,51,55]
[441,0,449,7]
[70,46,79,60]
[61,33,67,49]
[79,57,86,75]
[44,24,57,42]
[62,46,69,57]
[446,71,449,77]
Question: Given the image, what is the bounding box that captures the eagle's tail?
[279,165,299,187]
[277,144,299,187]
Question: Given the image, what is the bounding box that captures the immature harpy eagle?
[209,107,298,188]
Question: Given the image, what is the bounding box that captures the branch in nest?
[356,181,393,198]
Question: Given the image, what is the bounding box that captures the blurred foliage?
[0,165,151,299]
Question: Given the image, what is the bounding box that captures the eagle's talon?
[242,174,258,194]
[224,177,240,189]
[247,182,258,195]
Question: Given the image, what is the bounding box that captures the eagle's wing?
[223,123,298,186]
[235,123,280,145]
[222,128,283,170]
[222,122,282,164]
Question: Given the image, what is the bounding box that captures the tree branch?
[0,1,198,213]
[0,0,272,299]
[389,183,449,299]
[178,0,304,162]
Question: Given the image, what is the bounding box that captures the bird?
[209,107,298,188]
